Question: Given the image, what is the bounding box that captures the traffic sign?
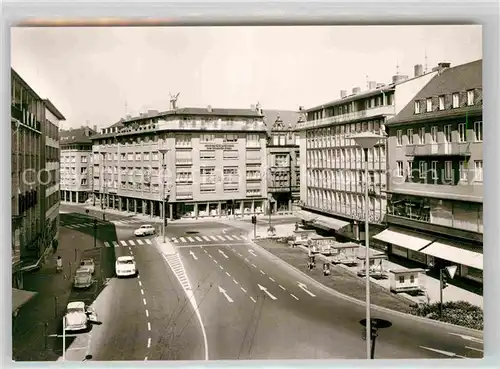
[445,265,458,279]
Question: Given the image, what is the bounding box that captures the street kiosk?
[331,242,360,265]
[309,236,336,256]
[389,268,426,294]
[291,229,316,247]
[356,248,388,279]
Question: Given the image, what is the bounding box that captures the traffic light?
[442,272,449,289]
[251,215,257,224]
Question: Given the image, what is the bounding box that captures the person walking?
[56,256,63,273]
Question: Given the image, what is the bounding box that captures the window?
[200,134,215,143]
[127,153,133,161]
[246,189,261,197]
[272,135,279,146]
[431,126,438,143]
[459,161,467,181]
[200,187,216,193]
[474,160,483,182]
[431,161,438,179]
[224,133,238,143]
[81,156,88,163]
[407,129,414,145]
[426,98,432,112]
[452,93,460,108]
[200,150,215,160]
[200,167,215,184]
[418,127,425,144]
[410,275,415,284]
[295,135,300,146]
[419,161,427,179]
[439,95,445,110]
[275,154,288,167]
[414,101,421,114]
[81,178,87,186]
[474,121,483,142]
[458,123,466,143]
[223,167,239,183]
[399,276,405,284]
[223,150,238,159]
[175,168,193,183]
[144,153,150,161]
[175,134,192,147]
[396,130,403,146]
[247,134,260,147]
[445,161,452,180]
[407,161,413,178]
[467,90,474,106]
[152,152,159,161]
[246,170,261,180]
[444,125,452,143]
[279,135,286,146]
[135,153,141,161]
[120,153,126,160]
[396,161,404,177]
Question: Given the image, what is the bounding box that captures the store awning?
[12,288,37,313]
[315,218,350,231]
[295,210,318,222]
[373,227,434,252]
[420,241,483,270]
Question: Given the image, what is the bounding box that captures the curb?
[249,236,482,336]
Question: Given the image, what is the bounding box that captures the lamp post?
[351,131,386,360]
[159,148,169,243]
[288,153,293,213]
[100,152,107,221]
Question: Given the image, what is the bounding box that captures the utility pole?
[101,152,107,221]
[159,148,169,243]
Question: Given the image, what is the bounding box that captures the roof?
[165,107,262,118]
[11,68,42,100]
[109,120,125,129]
[117,256,135,261]
[67,301,85,309]
[44,99,66,120]
[60,126,97,145]
[262,109,301,131]
[388,59,482,125]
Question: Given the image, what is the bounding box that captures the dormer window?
[452,93,460,108]
[467,90,474,106]
[414,101,421,114]
[426,98,432,112]
[439,95,445,110]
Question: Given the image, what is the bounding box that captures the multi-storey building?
[264,109,302,213]
[11,69,65,295]
[60,126,97,203]
[296,63,438,240]
[375,59,483,283]
[91,102,268,219]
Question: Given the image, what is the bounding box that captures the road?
[167,220,484,360]
[59,204,204,361]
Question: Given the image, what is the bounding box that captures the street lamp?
[350,131,386,360]
[159,148,169,243]
[100,152,107,221]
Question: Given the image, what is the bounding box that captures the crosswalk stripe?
[120,240,127,246]
[194,236,203,242]
[104,241,111,247]
[171,238,178,243]
[180,237,186,243]
[202,236,210,241]
[216,235,225,241]
[145,239,152,245]
[129,240,136,246]
[136,239,144,245]
[209,236,218,241]
[187,237,195,242]
[240,235,247,240]
[113,241,119,247]
[226,235,235,240]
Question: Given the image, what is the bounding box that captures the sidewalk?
[237,221,483,309]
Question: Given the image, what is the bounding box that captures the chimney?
[392,75,409,84]
[93,125,97,132]
[414,64,424,77]
[340,90,348,98]
[437,62,451,75]
[352,87,361,95]
[207,105,213,112]
[376,83,385,89]
[126,114,132,120]
[368,81,377,90]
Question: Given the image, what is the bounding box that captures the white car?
[115,256,137,277]
[134,224,156,237]
[80,258,95,274]
[64,301,96,332]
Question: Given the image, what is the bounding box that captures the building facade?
[296,65,437,240]
[376,60,483,283]
[60,126,97,203]
[91,103,268,219]
[264,109,301,213]
[11,69,65,291]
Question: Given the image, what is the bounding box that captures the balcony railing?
[176,158,193,165]
[405,142,471,157]
[11,105,41,131]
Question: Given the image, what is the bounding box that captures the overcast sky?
[11,25,482,130]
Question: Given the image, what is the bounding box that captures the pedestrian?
[56,256,63,273]
[52,239,58,254]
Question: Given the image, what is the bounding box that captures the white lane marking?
[145,309,149,317]
[189,250,198,260]
[143,298,147,305]
[240,235,247,240]
[241,287,247,293]
[129,240,136,246]
[419,346,466,358]
[269,277,275,282]
[448,333,483,344]
[218,249,229,259]
[209,236,218,241]
[104,241,111,248]
[147,338,151,348]
[120,240,127,246]
[279,285,286,291]
[144,356,148,361]
[250,297,256,303]
[218,285,234,303]
[138,280,142,286]
[251,263,257,268]
[203,249,208,253]
[219,265,223,270]
[128,246,132,251]
[180,237,187,243]
[290,294,299,300]
[216,235,225,241]
[225,271,231,277]
[145,239,152,245]
[233,278,239,285]
[187,237,195,242]
[248,249,257,257]
[195,236,203,242]
[298,282,316,297]
[260,270,265,275]
[237,252,242,257]
[257,284,277,300]
[130,250,134,255]
[141,289,144,295]
[209,254,213,259]
[465,346,483,352]
[202,236,211,241]
[137,239,144,245]
[113,241,120,247]
[147,322,151,331]
[214,259,218,264]
[172,238,178,243]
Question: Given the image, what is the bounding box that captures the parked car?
[64,301,97,332]
[73,267,92,289]
[134,224,155,237]
[115,256,137,277]
[80,258,95,274]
